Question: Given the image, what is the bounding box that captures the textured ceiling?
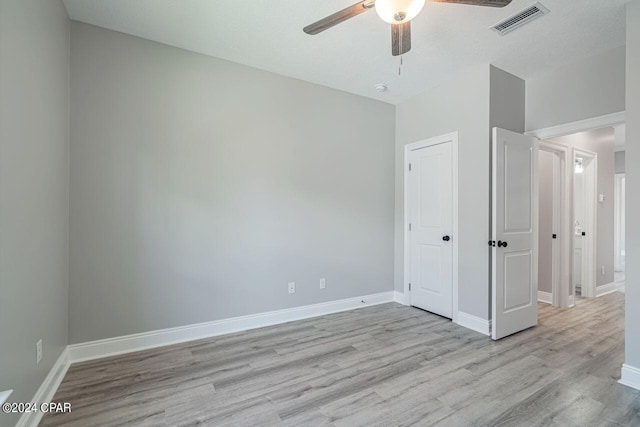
[62,0,630,104]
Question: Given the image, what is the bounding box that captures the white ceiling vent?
[491,2,550,36]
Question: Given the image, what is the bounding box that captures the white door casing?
[572,148,597,298]
[537,140,571,308]
[615,173,626,272]
[492,128,539,340]
[405,133,458,320]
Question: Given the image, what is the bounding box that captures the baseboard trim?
[456,311,491,336]
[596,282,621,297]
[393,291,408,305]
[538,291,553,304]
[16,348,70,427]
[619,364,640,391]
[68,291,396,363]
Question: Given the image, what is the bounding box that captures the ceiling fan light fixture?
[375,0,425,24]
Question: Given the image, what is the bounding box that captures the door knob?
[497,240,508,247]
[443,235,451,242]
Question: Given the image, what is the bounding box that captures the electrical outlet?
[36,339,42,364]
[288,282,296,294]
[319,278,326,289]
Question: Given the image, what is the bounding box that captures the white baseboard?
[393,291,408,305]
[456,311,491,336]
[620,364,640,391]
[596,282,620,297]
[16,348,71,427]
[68,291,396,363]
[538,291,553,304]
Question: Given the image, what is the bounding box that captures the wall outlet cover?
[288,282,296,294]
[320,278,326,289]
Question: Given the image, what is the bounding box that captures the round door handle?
[498,240,508,248]
[442,235,451,242]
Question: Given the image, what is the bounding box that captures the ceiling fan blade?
[427,0,512,7]
[303,1,375,35]
[391,21,411,56]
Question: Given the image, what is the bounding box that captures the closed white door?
[492,128,538,340]
[408,141,453,319]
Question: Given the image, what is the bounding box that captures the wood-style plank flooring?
[43,293,639,426]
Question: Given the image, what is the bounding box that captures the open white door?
[492,128,538,340]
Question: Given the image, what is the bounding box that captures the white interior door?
[492,128,538,340]
[408,141,453,319]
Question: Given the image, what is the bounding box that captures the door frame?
[538,141,571,307]
[572,147,598,299]
[403,132,459,323]
[614,173,626,272]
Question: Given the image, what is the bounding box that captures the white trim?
[537,291,553,304]
[573,148,598,299]
[538,140,571,307]
[525,112,626,140]
[614,146,626,153]
[16,349,70,427]
[595,281,624,297]
[614,173,626,272]
[620,364,640,391]
[68,291,395,363]
[403,132,459,322]
[456,311,491,336]
[393,291,408,305]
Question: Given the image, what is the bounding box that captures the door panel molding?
[403,132,458,323]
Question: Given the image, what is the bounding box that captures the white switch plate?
[288,282,296,294]
[320,278,326,289]
[36,339,42,364]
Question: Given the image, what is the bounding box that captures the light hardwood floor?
[43,292,639,426]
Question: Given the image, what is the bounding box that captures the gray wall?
[69,23,395,344]
[526,47,626,132]
[615,151,626,174]
[548,128,616,288]
[625,0,640,370]
[489,66,526,134]
[0,1,70,426]
[395,65,491,319]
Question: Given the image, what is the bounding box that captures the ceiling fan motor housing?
[375,0,426,24]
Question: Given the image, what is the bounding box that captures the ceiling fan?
[304,0,512,56]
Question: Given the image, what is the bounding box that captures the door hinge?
[409,283,411,291]
[408,163,412,171]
